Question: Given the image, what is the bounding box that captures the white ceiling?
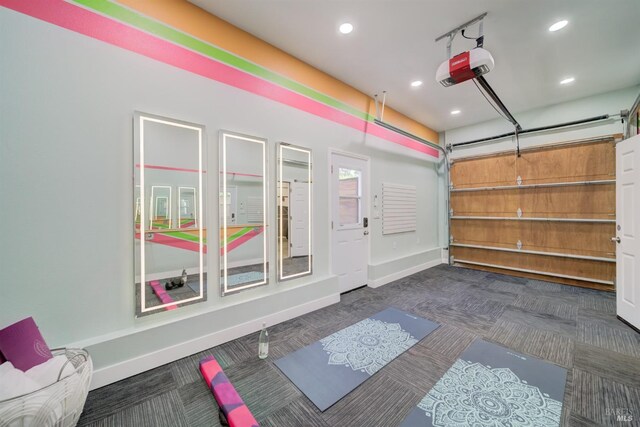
[189,0,640,132]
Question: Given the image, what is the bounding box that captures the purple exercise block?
[0,317,53,371]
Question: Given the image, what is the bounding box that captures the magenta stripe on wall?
[222,227,264,256]
[151,233,206,253]
[1,0,439,158]
[135,164,206,173]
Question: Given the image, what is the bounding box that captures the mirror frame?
[134,112,206,316]
[219,130,269,296]
[277,142,313,282]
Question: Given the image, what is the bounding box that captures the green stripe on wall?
[72,0,375,122]
[163,230,205,244]
[223,227,253,244]
[151,225,254,244]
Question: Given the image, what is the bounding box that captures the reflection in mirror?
[178,187,197,229]
[278,143,312,281]
[134,112,207,317]
[220,131,268,295]
[150,186,171,229]
[135,185,141,228]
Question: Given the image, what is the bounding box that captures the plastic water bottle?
[258,322,269,359]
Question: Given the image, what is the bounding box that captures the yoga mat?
[149,281,178,310]
[274,307,439,411]
[187,281,200,294]
[401,339,567,427]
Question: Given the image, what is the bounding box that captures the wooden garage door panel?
[451,154,515,189]
[450,219,616,258]
[450,139,614,190]
[450,185,615,218]
[449,137,617,290]
[451,246,615,282]
[516,140,615,184]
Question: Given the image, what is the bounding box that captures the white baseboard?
[139,266,201,283]
[368,257,443,289]
[89,293,339,390]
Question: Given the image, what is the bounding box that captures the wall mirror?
[134,112,207,317]
[278,143,312,281]
[220,131,268,295]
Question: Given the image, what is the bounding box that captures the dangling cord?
[461,21,484,47]
[381,91,387,121]
[473,78,510,122]
[515,125,521,157]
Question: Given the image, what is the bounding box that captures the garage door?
[449,136,619,291]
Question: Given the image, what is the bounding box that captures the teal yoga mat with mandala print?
[401,339,567,427]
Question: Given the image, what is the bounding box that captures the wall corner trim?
[441,247,450,264]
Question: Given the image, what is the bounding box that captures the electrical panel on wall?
[382,183,417,235]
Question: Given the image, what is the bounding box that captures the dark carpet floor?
[77,265,640,426]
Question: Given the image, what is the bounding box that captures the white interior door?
[331,152,368,293]
[616,134,640,330]
[290,181,310,257]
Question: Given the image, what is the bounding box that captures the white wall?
[0,9,444,388]
[445,86,639,159]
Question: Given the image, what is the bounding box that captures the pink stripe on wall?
[221,227,264,256]
[221,171,263,178]
[135,232,206,253]
[1,0,439,158]
[135,164,206,173]
[151,233,207,253]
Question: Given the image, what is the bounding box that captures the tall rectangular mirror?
[278,143,312,281]
[220,131,268,295]
[134,112,207,317]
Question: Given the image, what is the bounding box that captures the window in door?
[338,168,362,227]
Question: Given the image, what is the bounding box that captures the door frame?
[616,135,640,331]
[289,181,310,258]
[328,148,371,283]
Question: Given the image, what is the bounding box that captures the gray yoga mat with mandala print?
[274,307,439,411]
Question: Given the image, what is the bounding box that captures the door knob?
[611,236,621,244]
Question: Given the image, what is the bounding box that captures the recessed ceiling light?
[560,77,575,85]
[411,80,423,87]
[549,20,568,32]
[451,109,461,115]
[339,23,353,34]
